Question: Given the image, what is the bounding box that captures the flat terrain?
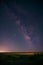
[0,52,43,65]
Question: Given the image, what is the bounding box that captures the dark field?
[0,52,43,65]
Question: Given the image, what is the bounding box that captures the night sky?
[0,0,43,52]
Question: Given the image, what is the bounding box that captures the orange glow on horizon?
[0,45,10,53]
[0,50,7,52]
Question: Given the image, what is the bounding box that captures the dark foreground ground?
[0,52,43,65]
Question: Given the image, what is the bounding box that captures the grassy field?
[0,52,43,65]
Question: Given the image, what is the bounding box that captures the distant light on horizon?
[0,45,10,52]
[0,50,8,53]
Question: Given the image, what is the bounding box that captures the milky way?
[0,0,43,52]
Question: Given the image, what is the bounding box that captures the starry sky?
[0,0,43,52]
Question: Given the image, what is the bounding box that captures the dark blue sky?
[0,0,43,52]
